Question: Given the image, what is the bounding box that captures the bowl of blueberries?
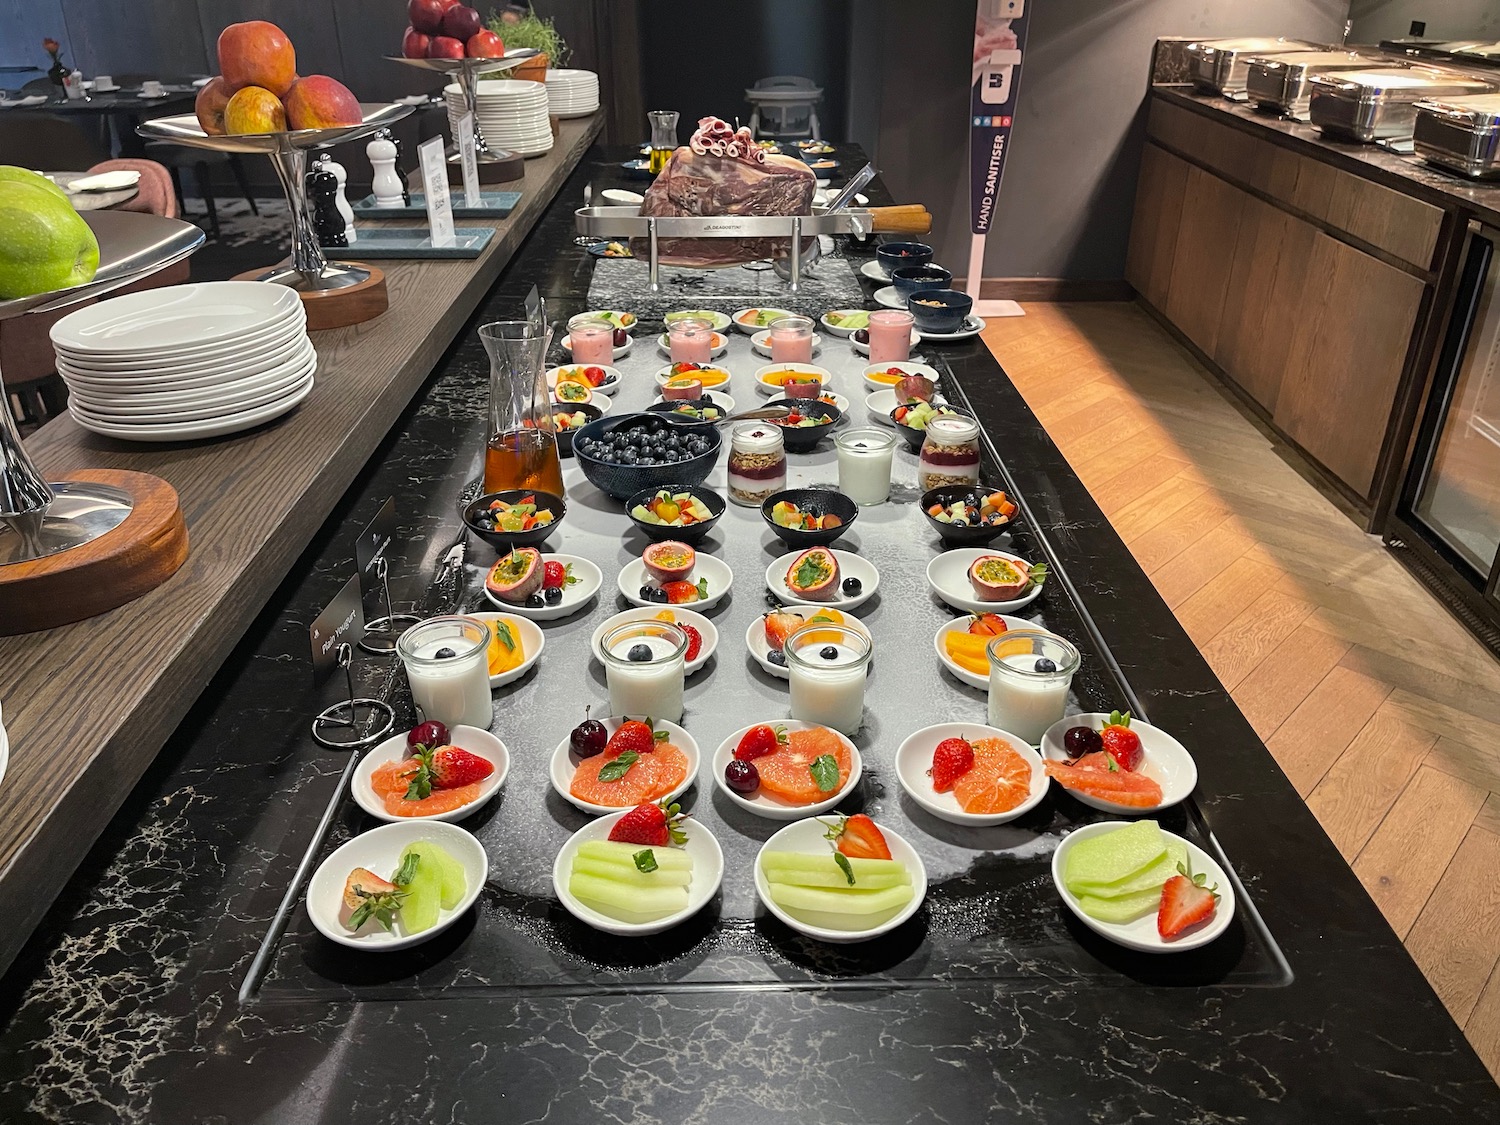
[572,413,722,499]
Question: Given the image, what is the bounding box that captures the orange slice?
[756,727,851,804]
[952,736,1033,814]
[570,741,689,807]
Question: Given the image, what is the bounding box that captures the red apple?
[194,75,233,135]
[408,0,446,35]
[401,26,431,59]
[427,36,465,59]
[283,74,362,130]
[217,20,297,97]
[441,4,482,42]
[466,29,504,58]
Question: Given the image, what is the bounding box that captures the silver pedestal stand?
[384,50,542,173]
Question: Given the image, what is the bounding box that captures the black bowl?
[889,403,970,452]
[891,264,953,301]
[876,241,933,278]
[645,396,730,424]
[920,484,1018,546]
[624,483,727,544]
[553,401,605,457]
[573,412,722,500]
[763,397,842,453]
[907,288,973,334]
[463,488,567,550]
[761,487,859,548]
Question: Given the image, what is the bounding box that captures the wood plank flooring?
[983,301,1500,1081]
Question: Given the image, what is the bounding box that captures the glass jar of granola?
[728,422,787,506]
[918,414,981,492]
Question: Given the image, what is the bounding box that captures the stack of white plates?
[445,78,553,157]
[544,68,599,118]
[50,281,316,442]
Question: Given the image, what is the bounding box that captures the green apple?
[0,181,99,300]
[0,165,68,202]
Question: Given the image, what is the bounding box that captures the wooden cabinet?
[1163,164,1245,358]
[1125,144,1189,310]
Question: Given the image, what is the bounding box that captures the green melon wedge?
[397,853,443,934]
[766,882,915,916]
[1063,821,1166,890]
[569,871,688,922]
[576,840,693,871]
[403,841,468,910]
[572,856,693,888]
[1067,839,1187,899]
[1076,887,1163,925]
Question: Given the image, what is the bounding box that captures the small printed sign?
[309,574,365,685]
[418,135,456,248]
[456,111,482,209]
[355,496,397,589]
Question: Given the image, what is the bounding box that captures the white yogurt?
[404,636,492,730]
[787,630,871,736]
[603,624,686,723]
[985,630,1079,744]
[835,427,897,506]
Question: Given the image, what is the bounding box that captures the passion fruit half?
[642,540,696,583]
[487,546,544,603]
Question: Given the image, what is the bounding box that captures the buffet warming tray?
[1188,37,1322,95]
[1413,93,1500,178]
[1245,50,1397,118]
[1308,66,1497,142]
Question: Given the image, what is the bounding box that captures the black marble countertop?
[1152,84,1500,228]
[0,145,1496,1124]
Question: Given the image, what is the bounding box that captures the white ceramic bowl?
[926,548,1044,615]
[731,307,796,334]
[750,329,824,360]
[894,722,1047,826]
[306,820,489,951]
[712,720,862,819]
[649,389,737,416]
[584,310,638,333]
[663,309,731,332]
[617,553,733,611]
[547,363,621,396]
[753,361,832,397]
[483,554,602,621]
[552,810,723,936]
[464,612,545,687]
[1039,713,1199,813]
[865,387,946,425]
[862,360,939,393]
[652,363,734,392]
[932,614,1040,691]
[591,606,718,676]
[851,326,922,357]
[561,333,632,361]
[819,309,868,338]
[1051,821,1235,953]
[753,817,926,943]
[549,716,700,815]
[656,331,728,359]
[351,725,509,824]
[746,604,872,680]
[765,549,879,611]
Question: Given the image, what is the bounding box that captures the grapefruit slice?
[1044,760,1162,807]
[571,741,689,807]
[370,758,483,817]
[951,736,1033,814]
[756,727,851,804]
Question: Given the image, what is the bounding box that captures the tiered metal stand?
[138,104,414,330]
[0,210,205,633]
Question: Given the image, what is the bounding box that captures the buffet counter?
[0,114,602,979]
[1128,83,1500,524]
[0,145,1494,1124]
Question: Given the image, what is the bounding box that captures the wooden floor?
[984,302,1500,1080]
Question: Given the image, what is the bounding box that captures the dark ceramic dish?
[760,487,860,548]
[891,264,953,301]
[907,288,974,334]
[624,483,728,545]
[552,401,605,457]
[876,241,933,277]
[645,397,730,424]
[463,488,567,550]
[573,413,722,499]
[762,397,842,453]
[889,403,970,452]
[919,484,1019,546]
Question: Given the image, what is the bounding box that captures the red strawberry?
[582,365,608,387]
[827,813,892,860]
[929,736,975,793]
[662,577,709,604]
[430,746,495,789]
[967,613,1008,637]
[542,560,576,590]
[763,611,800,651]
[608,801,689,847]
[1157,863,1219,939]
[1100,710,1143,772]
[605,718,668,758]
[734,723,788,761]
[678,623,703,662]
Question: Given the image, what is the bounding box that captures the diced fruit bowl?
[553,402,605,457]
[888,401,967,452]
[762,397,842,453]
[552,809,725,937]
[712,720,863,819]
[462,488,565,550]
[1039,712,1198,813]
[753,816,926,943]
[919,485,1019,545]
[625,484,726,545]
[572,413,722,500]
[351,725,509,824]
[893,722,1047,826]
[761,487,859,548]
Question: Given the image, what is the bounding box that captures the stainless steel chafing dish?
[1413,93,1500,178]
[1245,50,1397,118]
[1308,66,1496,142]
[1189,37,1322,95]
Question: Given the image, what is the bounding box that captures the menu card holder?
[310,575,394,749]
[359,555,422,655]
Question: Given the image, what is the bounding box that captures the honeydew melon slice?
[1063,821,1166,889]
[572,856,693,888]
[403,841,468,910]
[1067,839,1187,899]
[569,872,688,921]
[576,840,693,871]
[761,852,911,889]
[765,882,915,916]
[1076,887,1163,924]
[397,853,443,933]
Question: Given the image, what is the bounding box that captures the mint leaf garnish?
[633,848,658,873]
[833,852,855,886]
[393,852,420,887]
[598,751,639,782]
[809,753,839,793]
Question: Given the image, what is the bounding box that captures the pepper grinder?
[392,133,411,205]
[306,162,347,248]
[316,152,356,245]
[367,129,404,209]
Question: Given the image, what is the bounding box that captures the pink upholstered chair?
[83,158,179,218]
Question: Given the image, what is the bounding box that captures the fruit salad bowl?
[1039,713,1198,814]
[624,483,726,545]
[890,403,971,453]
[462,488,565,550]
[554,402,605,457]
[351,725,509,824]
[760,487,858,549]
[549,716,700,816]
[762,398,842,454]
[572,413,722,500]
[894,722,1047,826]
[712,721,862,820]
[919,485,1020,546]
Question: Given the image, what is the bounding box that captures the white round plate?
[859,260,890,283]
[598,189,643,206]
[865,387,946,424]
[60,338,313,399]
[894,722,1047,826]
[549,716,700,815]
[656,331,728,359]
[861,360,938,392]
[933,614,1042,691]
[746,604,872,680]
[712,720,862,819]
[766,549,879,611]
[483,553,602,621]
[873,285,906,310]
[851,328,923,358]
[66,376,313,441]
[1039,713,1198,813]
[561,333,632,361]
[68,356,314,418]
[652,363,734,392]
[56,326,305,377]
[650,389,736,415]
[51,281,303,355]
[591,605,718,676]
[548,363,620,396]
[731,308,797,334]
[351,725,509,824]
[53,311,304,368]
[584,311,638,333]
[306,820,489,951]
[552,810,724,936]
[750,329,823,360]
[819,309,868,338]
[754,817,925,943]
[1052,822,1235,953]
[463,612,545,688]
[754,362,832,397]
[617,553,733,611]
[919,316,987,342]
[664,309,732,332]
[926,549,1044,615]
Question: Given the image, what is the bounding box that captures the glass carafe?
[648,110,679,173]
[480,321,564,496]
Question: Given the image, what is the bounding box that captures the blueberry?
[841,577,862,595]
[640,584,656,599]
[544,586,562,604]
[525,593,545,608]
[819,645,839,660]
[434,647,457,659]
[628,643,653,662]
[1034,657,1058,673]
[767,648,788,666]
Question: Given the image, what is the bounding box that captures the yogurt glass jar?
[835,427,898,505]
[768,315,815,363]
[601,620,688,723]
[567,314,615,365]
[867,309,914,363]
[397,616,494,730]
[667,316,714,364]
[787,624,872,736]
[728,422,787,506]
[985,629,1079,744]
[918,414,982,492]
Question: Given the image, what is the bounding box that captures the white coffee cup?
[93,75,116,92]
[140,80,164,98]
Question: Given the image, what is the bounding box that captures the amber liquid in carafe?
[483,428,564,495]
[649,146,672,174]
